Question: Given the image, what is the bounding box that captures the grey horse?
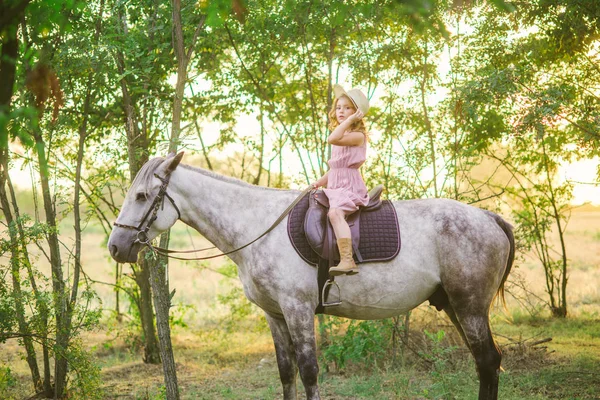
[108,152,514,400]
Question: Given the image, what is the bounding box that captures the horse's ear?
[166,151,184,174]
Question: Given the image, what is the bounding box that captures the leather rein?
[113,173,312,261]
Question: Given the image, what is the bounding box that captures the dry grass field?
[1,205,600,399]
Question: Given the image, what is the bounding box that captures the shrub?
[320,318,397,371]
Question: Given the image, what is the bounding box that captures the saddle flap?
[304,193,328,256]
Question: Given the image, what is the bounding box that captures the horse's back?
[393,198,509,249]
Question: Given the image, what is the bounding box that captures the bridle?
[113,172,312,262]
[113,173,181,246]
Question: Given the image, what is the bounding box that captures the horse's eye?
[135,192,147,201]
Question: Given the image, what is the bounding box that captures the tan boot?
[329,238,359,276]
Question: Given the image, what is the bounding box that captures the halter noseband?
[113,173,181,244]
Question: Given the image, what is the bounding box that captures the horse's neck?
[172,166,293,255]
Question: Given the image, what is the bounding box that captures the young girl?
[311,84,370,276]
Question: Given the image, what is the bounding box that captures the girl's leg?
[327,207,351,239]
[327,207,358,275]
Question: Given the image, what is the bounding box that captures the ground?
[4,312,600,399]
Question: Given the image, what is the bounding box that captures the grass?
[3,311,600,399]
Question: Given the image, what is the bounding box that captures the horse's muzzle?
[108,241,139,263]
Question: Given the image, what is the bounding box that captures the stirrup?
[322,278,342,307]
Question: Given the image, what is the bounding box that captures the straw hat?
[333,84,370,115]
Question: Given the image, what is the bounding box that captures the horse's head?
[108,152,184,263]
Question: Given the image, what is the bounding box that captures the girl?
[311,84,370,276]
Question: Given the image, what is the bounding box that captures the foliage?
[216,260,268,333]
[64,341,104,400]
[320,317,397,371]
[451,0,600,315]
[419,329,458,398]
[0,366,17,393]
[0,214,103,394]
[0,272,16,342]
[169,303,196,329]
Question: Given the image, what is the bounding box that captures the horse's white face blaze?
[108,154,182,263]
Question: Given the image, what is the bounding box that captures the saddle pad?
[287,193,401,266]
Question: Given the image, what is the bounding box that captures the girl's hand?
[347,109,364,123]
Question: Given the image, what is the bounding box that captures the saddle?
[287,185,401,313]
[305,185,383,261]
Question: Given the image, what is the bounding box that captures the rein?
[114,173,312,261]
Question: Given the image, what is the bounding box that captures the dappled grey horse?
[108,153,514,400]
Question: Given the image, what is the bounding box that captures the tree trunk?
[325,27,336,167]
[146,2,208,398]
[194,119,213,170]
[541,140,568,318]
[402,311,411,369]
[115,5,161,363]
[32,127,68,399]
[133,257,161,364]
[5,156,52,394]
[419,40,438,198]
[147,4,207,398]
[0,150,42,392]
[115,262,122,321]
[253,101,265,185]
[151,240,179,399]
[0,2,23,148]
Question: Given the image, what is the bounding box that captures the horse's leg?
[443,304,472,353]
[265,312,299,400]
[437,208,511,399]
[283,307,320,400]
[454,311,501,400]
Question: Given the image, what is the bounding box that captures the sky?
[561,158,600,206]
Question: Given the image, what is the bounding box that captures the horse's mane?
[130,156,290,194]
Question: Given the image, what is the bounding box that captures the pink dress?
[323,134,369,214]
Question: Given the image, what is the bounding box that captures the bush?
[0,366,16,393]
[216,261,268,333]
[66,341,104,400]
[320,318,397,371]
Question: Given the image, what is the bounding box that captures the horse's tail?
[485,211,515,309]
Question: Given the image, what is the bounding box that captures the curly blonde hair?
[328,95,368,136]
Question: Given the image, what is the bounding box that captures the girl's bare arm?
[312,171,329,188]
[327,110,365,146]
